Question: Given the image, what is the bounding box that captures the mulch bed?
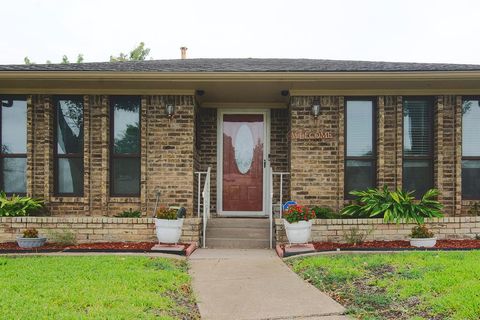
[279,239,480,257]
[310,239,480,251]
[0,242,185,253]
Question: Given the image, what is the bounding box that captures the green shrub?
[22,228,39,238]
[155,207,178,220]
[341,186,443,224]
[48,229,77,245]
[115,208,142,218]
[410,225,434,238]
[343,226,374,245]
[311,206,340,219]
[0,192,44,217]
[467,202,480,216]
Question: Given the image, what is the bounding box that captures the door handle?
[263,159,266,168]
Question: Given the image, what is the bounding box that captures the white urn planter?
[284,220,312,244]
[16,237,47,248]
[154,218,184,244]
[410,237,437,248]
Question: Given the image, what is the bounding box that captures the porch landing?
[189,249,347,320]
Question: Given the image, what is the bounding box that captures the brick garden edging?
[275,217,480,243]
[0,217,202,244]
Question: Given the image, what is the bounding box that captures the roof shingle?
[1,58,479,72]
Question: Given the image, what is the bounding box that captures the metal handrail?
[201,167,211,248]
[195,171,208,218]
[269,166,273,249]
[272,172,290,218]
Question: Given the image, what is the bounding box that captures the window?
[54,96,84,196]
[110,96,141,196]
[1,96,27,194]
[403,98,434,198]
[462,97,480,199]
[345,98,376,197]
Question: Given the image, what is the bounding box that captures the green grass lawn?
[0,255,199,319]
[288,251,480,320]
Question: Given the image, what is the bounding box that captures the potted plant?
[16,228,47,248]
[409,224,437,247]
[342,187,443,248]
[283,204,316,244]
[154,206,186,244]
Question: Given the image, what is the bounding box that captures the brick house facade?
[1,58,480,243]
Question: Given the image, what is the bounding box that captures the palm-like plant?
[341,186,443,224]
[0,192,44,217]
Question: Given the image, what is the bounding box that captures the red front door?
[222,114,264,212]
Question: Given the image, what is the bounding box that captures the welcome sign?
[288,130,334,140]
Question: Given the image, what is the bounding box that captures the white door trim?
[216,108,271,217]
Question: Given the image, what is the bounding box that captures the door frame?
[216,108,271,217]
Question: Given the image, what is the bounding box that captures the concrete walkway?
[189,249,347,320]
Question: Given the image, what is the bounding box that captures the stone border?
[0,217,202,244]
[275,217,480,243]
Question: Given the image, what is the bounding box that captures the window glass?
[403,160,433,198]
[112,96,140,154]
[462,99,480,199]
[462,99,480,157]
[112,158,140,195]
[1,98,27,154]
[111,96,141,196]
[54,96,83,196]
[345,99,375,198]
[3,158,26,193]
[403,100,432,156]
[57,158,83,194]
[345,160,374,194]
[1,96,27,194]
[56,98,83,155]
[403,99,433,198]
[346,101,373,156]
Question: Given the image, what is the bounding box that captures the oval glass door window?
[234,124,254,174]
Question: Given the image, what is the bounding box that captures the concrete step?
[205,237,271,249]
[206,227,270,239]
[207,218,270,228]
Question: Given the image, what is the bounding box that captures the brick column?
[454,96,463,215]
[395,96,403,190]
[289,96,340,211]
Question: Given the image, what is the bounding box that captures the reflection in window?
[54,96,84,195]
[403,98,433,198]
[1,96,27,194]
[345,99,376,197]
[110,96,141,196]
[462,98,480,199]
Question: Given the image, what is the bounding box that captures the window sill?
[50,196,85,203]
[108,197,141,203]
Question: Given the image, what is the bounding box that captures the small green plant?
[343,226,374,245]
[311,206,340,219]
[22,228,39,238]
[341,186,444,224]
[283,204,316,223]
[155,207,178,220]
[0,192,44,217]
[410,225,434,239]
[467,202,480,216]
[48,229,77,245]
[115,208,142,218]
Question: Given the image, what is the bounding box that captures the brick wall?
[0,217,201,243]
[288,95,470,216]
[275,217,480,243]
[27,95,196,217]
[289,96,342,211]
